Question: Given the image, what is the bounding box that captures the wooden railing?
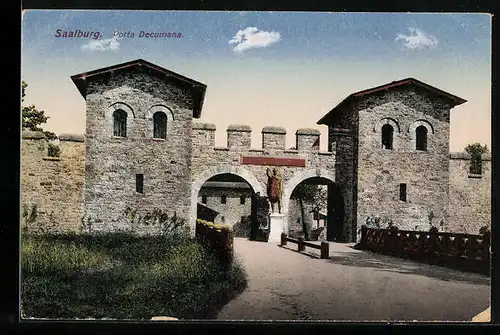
[195,219,234,267]
[358,226,491,275]
[280,233,330,259]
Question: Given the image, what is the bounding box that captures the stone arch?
[189,165,265,236]
[409,119,434,134]
[409,119,434,151]
[146,105,175,139]
[374,117,401,133]
[106,102,135,138]
[281,168,336,233]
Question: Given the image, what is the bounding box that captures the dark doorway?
[327,183,344,242]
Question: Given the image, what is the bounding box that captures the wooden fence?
[195,219,234,267]
[358,226,491,275]
[280,233,330,259]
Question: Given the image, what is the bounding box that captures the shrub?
[479,226,490,236]
[20,232,247,319]
[47,143,61,157]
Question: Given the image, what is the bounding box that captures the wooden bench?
[280,233,329,259]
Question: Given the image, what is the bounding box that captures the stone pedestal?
[268,213,285,243]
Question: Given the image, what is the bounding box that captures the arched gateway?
[71,59,468,243]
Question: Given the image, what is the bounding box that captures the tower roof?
[317,77,467,125]
[70,59,207,118]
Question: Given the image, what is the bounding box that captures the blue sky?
[21,10,491,151]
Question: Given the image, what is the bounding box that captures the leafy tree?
[291,183,327,240]
[465,143,489,175]
[22,81,57,140]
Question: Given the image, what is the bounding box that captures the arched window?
[415,125,428,151]
[153,112,167,139]
[381,124,394,150]
[113,109,127,137]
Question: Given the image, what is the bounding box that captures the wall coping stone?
[449,152,491,161]
[59,134,85,142]
[22,130,46,140]
[227,124,252,132]
[296,128,321,135]
[262,126,286,134]
[193,122,216,130]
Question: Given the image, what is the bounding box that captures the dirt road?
[217,238,490,321]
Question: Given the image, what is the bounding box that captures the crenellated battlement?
[192,123,326,152]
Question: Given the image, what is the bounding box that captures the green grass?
[21,232,248,320]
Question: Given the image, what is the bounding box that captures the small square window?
[399,183,407,202]
[221,195,227,204]
[136,174,144,193]
[240,195,246,205]
[202,195,207,204]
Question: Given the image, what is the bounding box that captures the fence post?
[298,237,305,252]
[281,233,287,246]
[320,241,329,259]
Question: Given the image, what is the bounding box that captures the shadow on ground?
[326,245,490,285]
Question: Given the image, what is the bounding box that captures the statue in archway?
[266,167,283,214]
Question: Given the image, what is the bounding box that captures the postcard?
[20,10,491,322]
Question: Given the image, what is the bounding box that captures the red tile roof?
[70,59,207,118]
[317,77,467,125]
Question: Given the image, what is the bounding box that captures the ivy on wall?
[465,143,488,175]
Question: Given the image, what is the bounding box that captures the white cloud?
[81,37,121,52]
[395,27,438,50]
[229,27,281,53]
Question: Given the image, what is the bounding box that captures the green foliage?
[124,207,187,237]
[22,80,56,140]
[479,226,490,236]
[291,184,327,240]
[21,232,248,319]
[291,184,327,210]
[22,203,38,225]
[465,143,489,175]
[47,143,61,157]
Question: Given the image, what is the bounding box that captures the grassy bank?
[21,232,247,319]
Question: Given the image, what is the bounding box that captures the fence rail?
[195,219,234,267]
[280,233,329,259]
[358,226,491,275]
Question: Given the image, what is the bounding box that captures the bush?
[479,226,490,236]
[47,143,61,157]
[21,232,247,319]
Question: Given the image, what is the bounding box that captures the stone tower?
[71,59,206,232]
[318,78,466,241]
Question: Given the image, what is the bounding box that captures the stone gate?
[20,58,491,243]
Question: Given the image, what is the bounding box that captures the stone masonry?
[20,60,491,241]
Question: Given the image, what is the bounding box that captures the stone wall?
[83,69,195,233]
[355,87,452,234]
[190,123,336,235]
[327,108,359,242]
[21,131,85,232]
[198,187,253,226]
[448,153,491,234]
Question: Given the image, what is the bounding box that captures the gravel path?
[217,238,490,321]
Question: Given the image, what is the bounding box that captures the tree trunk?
[299,197,309,240]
